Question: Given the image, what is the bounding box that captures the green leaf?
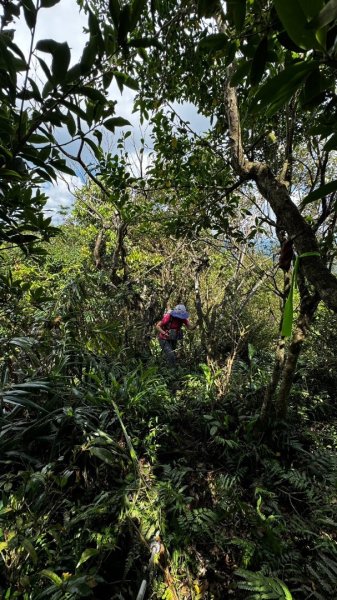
[324,132,337,151]
[76,548,99,569]
[52,43,71,82]
[84,137,101,160]
[40,569,62,586]
[104,117,131,131]
[128,36,163,49]
[22,539,38,564]
[40,0,61,7]
[301,179,337,206]
[36,40,71,82]
[252,61,316,116]
[227,0,246,33]
[94,129,103,145]
[198,33,227,51]
[22,0,37,29]
[36,57,53,83]
[250,37,268,86]
[49,159,76,176]
[66,111,76,137]
[118,4,131,44]
[113,70,138,91]
[296,0,324,19]
[89,447,117,465]
[78,86,106,103]
[308,0,337,29]
[109,0,120,28]
[65,63,82,83]
[29,134,50,144]
[80,39,97,73]
[274,0,324,50]
[198,0,220,17]
[130,0,146,29]
[230,59,252,86]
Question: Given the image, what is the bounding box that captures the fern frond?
[236,568,292,599]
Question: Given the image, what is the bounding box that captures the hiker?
[156,304,193,366]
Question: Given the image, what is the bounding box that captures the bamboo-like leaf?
[76,548,99,568]
[40,569,62,586]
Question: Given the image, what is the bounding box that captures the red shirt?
[158,313,189,340]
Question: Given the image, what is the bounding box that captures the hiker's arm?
[185,321,196,331]
[156,320,168,336]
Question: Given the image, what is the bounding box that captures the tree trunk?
[261,238,291,421]
[225,74,337,313]
[276,285,319,418]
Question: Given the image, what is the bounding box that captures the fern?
[177,507,219,539]
[301,552,337,599]
[236,568,292,599]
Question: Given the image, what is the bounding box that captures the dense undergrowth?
[0,331,336,599]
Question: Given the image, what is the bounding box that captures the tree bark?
[276,283,319,418]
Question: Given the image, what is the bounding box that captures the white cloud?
[14,1,88,64]
[43,174,83,223]
[12,2,210,222]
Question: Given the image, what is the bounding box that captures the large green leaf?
[118,4,131,44]
[227,0,246,33]
[324,132,337,151]
[128,36,163,49]
[36,40,71,83]
[274,0,325,50]
[198,33,227,51]
[113,70,138,91]
[301,179,337,206]
[130,0,146,29]
[22,0,37,30]
[251,61,316,116]
[309,0,337,29]
[79,39,97,73]
[40,0,61,7]
[197,0,221,17]
[109,0,120,28]
[89,446,117,465]
[78,86,106,103]
[104,116,131,131]
[250,37,268,86]
[40,570,62,586]
[297,0,325,18]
